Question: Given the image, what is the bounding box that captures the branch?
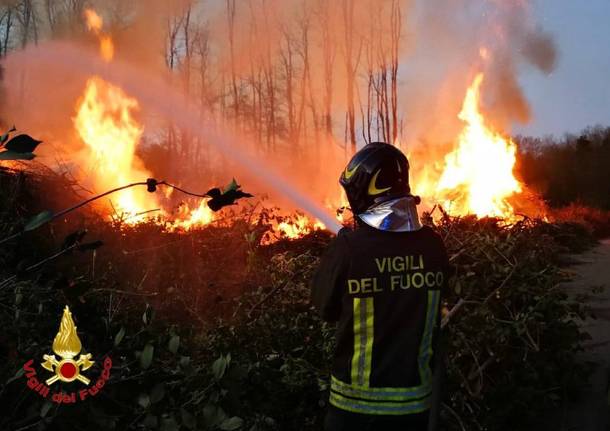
[0,179,213,246]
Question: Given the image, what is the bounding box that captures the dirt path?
[561,239,610,431]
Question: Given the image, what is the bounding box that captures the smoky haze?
[0,0,556,215]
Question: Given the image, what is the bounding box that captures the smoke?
[522,30,557,74]
[401,0,557,193]
[0,0,557,221]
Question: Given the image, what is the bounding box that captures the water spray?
[6,42,343,234]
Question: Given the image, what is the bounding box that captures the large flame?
[76,9,155,220]
[52,306,82,359]
[433,73,522,218]
[73,9,523,242]
[76,9,215,228]
[74,77,158,221]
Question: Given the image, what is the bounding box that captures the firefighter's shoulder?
[417,225,444,243]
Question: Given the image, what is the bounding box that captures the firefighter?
[311,142,449,431]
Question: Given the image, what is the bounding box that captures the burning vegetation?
[420,73,523,220]
[0,1,608,431]
[0,0,559,240]
[67,6,533,239]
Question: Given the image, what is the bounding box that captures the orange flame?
[75,10,217,229]
[432,73,522,219]
[74,77,157,222]
[84,9,103,32]
[169,201,216,231]
[84,8,113,62]
[262,214,325,243]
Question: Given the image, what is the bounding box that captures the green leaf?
[137,393,151,409]
[0,150,35,160]
[179,355,195,376]
[180,408,196,430]
[203,404,226,427]
[211,355,228,380]
[150,382,165,404]
[168,334,180,354]
[220,416,244,430]
[5,367,25,385]
[40,400,53,418]
[222,178,239,194]
[140,344,154,370]
[160,417,179,431]
[142,304,153,325]
[24,210,54,232]
[114,327,126,347]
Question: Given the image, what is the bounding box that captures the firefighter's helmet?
[339,142,410,215]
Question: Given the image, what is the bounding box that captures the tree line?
[0,0,408,173]
[517,126,610,210]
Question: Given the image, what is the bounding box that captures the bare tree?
[390,0,401,143]
[166,13,185,70]
[0,6,14,56]
[279,25,296,142]
[341,0,361,153]
[315,0,335,137]
[14,0,38,48]
[226,0,239,125]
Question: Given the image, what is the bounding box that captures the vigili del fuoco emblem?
[41,306,94,385]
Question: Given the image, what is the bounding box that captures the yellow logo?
[41,306,94,385]
[344,162,361,180]
[368,170,392,195]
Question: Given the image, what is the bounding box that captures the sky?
[515,0,610,137]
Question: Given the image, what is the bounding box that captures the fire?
[74,77,157,221]
[78,9,152,219]
[84,9,103,32]
[75,9,215,229]
[263,214,326,243]
[276,215,324,239]
[84,8,114,61]
[169,201,215,231]
[433,73,522,218]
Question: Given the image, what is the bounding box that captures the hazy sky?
[515,0,610,137]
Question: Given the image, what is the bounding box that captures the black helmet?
[339,142,410,215]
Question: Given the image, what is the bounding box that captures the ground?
[562,238,610,430]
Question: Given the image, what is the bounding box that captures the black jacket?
[311,224,449,416]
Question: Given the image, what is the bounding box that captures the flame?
[433,73,521,218]
[84,8,113,61]
[84,9,103,32]
[169,200,216,231]
[74,77,157,221]
[52,306,82,359]
[275,214,325,240]
[71,9,219,229]
[99,36,115,62]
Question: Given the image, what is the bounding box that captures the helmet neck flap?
[358,195,422,232]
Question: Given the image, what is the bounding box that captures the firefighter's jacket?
[311,224,449,416]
